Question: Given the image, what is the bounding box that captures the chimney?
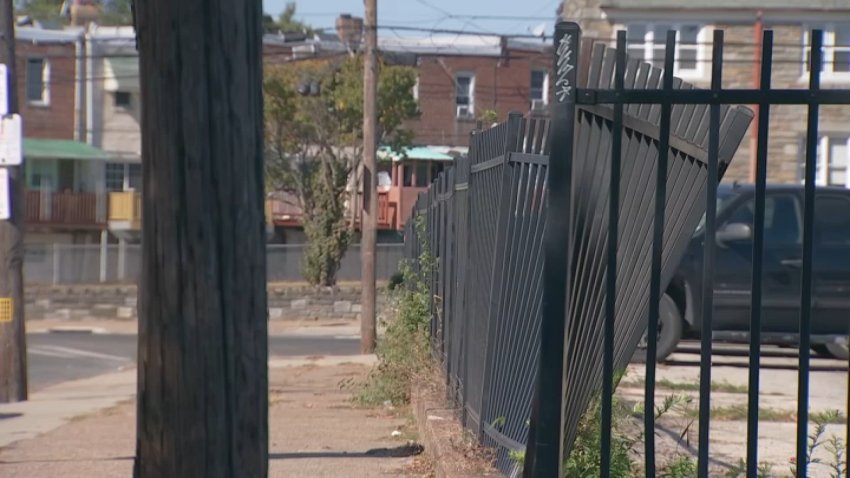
[68,0,100,27]
[335,14,363,52]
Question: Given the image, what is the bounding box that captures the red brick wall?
[16,41,77,140]
[409,48,551,146]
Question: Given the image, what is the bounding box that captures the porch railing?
[26,190,107,227]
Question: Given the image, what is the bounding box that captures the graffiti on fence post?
[524,20,580,478]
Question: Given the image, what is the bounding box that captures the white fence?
[24,243,405,284]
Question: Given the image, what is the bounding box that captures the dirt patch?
[412,372,498,477]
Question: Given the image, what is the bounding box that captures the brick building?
[562,0,850,186]
[383,35,551,147]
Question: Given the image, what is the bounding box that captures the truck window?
[815,195,850,246]
[724,194,801,244]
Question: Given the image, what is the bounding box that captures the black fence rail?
[404,21,850,478]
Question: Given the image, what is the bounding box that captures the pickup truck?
[643,183,850,361]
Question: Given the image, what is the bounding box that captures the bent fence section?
[397,21,850,478]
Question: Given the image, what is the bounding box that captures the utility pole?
[0,0,27,403]
[134,1,268,476]
[361,0,378,353]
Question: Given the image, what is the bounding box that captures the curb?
[411,383,497,478]
[44,326,109,334]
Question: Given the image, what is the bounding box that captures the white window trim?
[530,69,549,105]
[618,23,709,80]
[412,76,419,102]
[455,72,475,119]
[819,135,850,188]
[802,134,850,188]
[26,57,50,106]
[801,24,850,83]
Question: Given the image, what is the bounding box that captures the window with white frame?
[810,135,850,187]
[803,24,850,80]
[455,72,474,119]
[106,163,142,192]
[105,163,125,192]
[530,69,548,110]
[625,23,704,77]
[412,76,419,102]
[25,57,49,105]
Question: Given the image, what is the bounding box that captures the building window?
[107,163,143,191]
[128,164,142,190]
[803,24,850,80]
[530,69,548,111]
[811,135,850,187]
[114,91,132,109]
[455,72,474,119]
[625,23,704,77]
[402,164,414,187]
[415,162,429,187]
[25,57,49,104]
[105,163,125,192]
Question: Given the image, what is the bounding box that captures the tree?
[264,56,417,286]
[264,2,312,34]
[134,1,268,476]
[99,0,131,26]
[16,0,132,26]
[17,0,64,24]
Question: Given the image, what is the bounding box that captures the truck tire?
[632,294,683,363]
[825,343,850,361]
[813,343,849,360]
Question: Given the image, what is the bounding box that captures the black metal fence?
[404,22,850,478]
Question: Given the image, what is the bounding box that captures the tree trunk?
[134,2,268,477]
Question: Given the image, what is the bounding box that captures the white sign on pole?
[0,64,7,116]
[0,114,22,166]
[0,168,10,220]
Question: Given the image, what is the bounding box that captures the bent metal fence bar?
[403,21,850,478]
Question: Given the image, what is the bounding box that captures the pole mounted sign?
[0,113,21,166]
[0,64,20,166]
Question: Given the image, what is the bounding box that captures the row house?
[15,20,556,246]
[562,0,850,186]
[14,27,110,246]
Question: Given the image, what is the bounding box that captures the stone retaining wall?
[25,284,388,321]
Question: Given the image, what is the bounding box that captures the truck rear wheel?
[633,294,683,363]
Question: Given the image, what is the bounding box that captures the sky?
[262,0,561,38]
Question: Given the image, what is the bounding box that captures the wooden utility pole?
[133,2,268,477]
[361,0,378,353]
[0,0,27,403]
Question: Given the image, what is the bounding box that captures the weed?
[355,216,434,406]
[660,455,697,478]
[508,449,525,466]
[790,409,847,477]
[563,391,636,478]
[724,459,774,478]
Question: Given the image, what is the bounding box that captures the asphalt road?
[27,332,361,392]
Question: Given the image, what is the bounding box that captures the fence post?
[52,242,59,285]
[99,230,108,283]
[118,237,126,281]
[524,21,579,478]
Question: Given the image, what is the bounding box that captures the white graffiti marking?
[556,33,574,103]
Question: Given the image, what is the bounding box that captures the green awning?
[24,139,109,161]
[378,145,454,162]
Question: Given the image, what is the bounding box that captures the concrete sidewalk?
[0,356,426,478]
